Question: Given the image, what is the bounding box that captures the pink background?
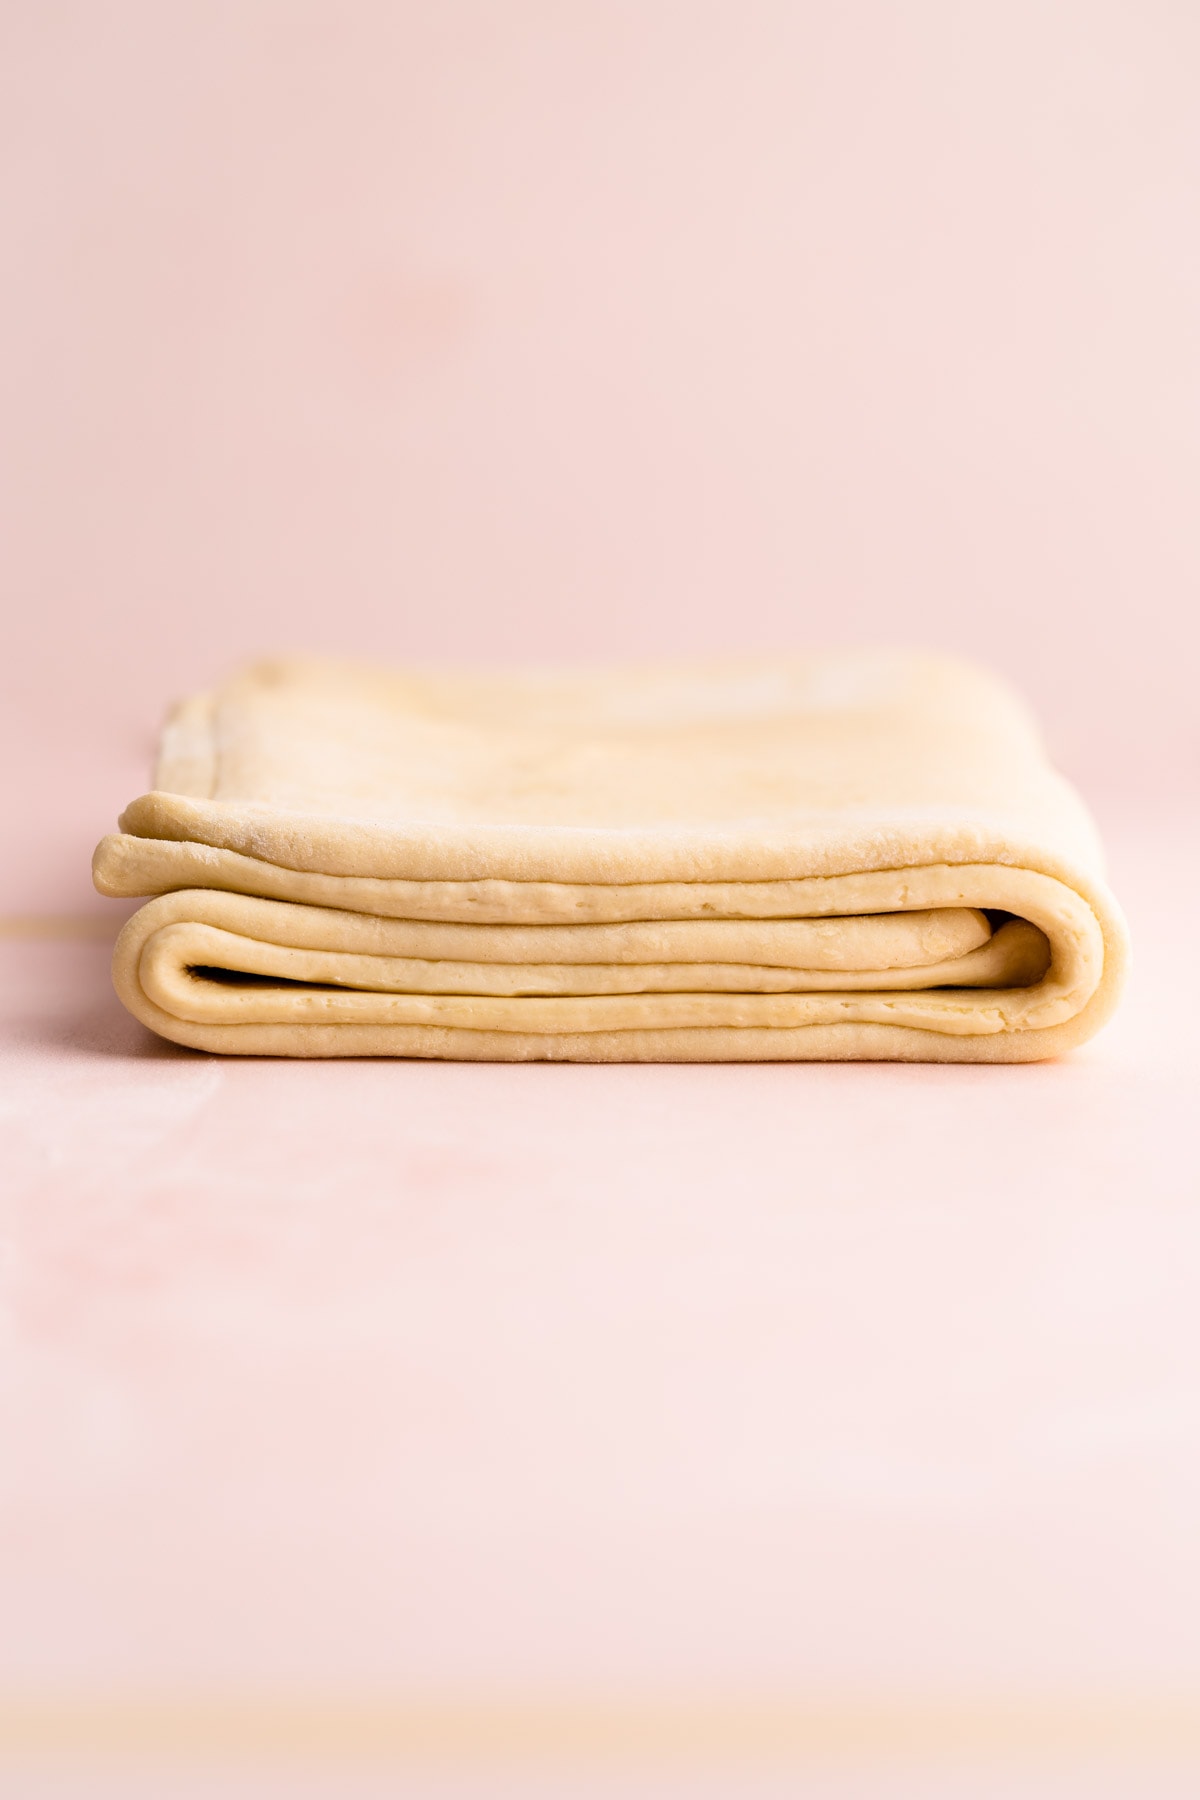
[2,5,1198,1794]
[3,1,1199,915]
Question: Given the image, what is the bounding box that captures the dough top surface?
[157,654,1074,832]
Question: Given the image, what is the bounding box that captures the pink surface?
[2,5,1197,1791]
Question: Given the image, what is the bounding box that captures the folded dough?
[93,654,1127,1060]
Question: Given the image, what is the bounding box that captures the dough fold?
[93,654,1127,1060]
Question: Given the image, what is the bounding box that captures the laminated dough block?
[93,653,1128,1061]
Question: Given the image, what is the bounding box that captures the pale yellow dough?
[93,654,1128,1060]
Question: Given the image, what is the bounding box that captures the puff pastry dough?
[93,654,1127,1060]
